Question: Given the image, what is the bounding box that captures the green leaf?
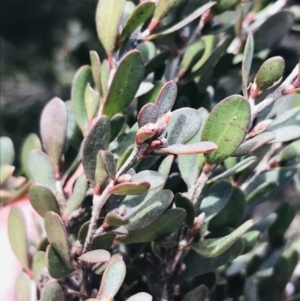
[208,156,257,184]
[103,50,144,117]
[45,212,73,274]
[114,189,174,234]
[255,56,285,91]
[242,33,254,98]
[97,257,126,300]
[153,0,186,23]
[253,11,294,52]
[102,150,116,179]
[267,107,300,142]
[65,100,82,149]
[40,97,67,169]
[175,193,195,228]
[29,184,61,217]
[131,170,165,190]
[101,59,110,97]
[111,114,125,141]
[155,80,177,116]
[201,95,251,164]
[242,231,260,254]
[28,150,56,192]
[166,108,202,145]
[92,233,116,251]
[268,203,296,247]
[184,239,244,278]
[144,50,171,76]
[0,165,14,184]
[192,220,252,257]
[246,181,278,204]
[78,250,111,263]
[8,207,29,269]
[90,50,103,96]
[109,181,150,195]
[41,281,64,301]
[95,0,126,57]
[71,66,93,136]
[137,103,159,128]
[126,292,153,301]
[121,2,155,40]
[105,211,129,227]
[121,208,186,243]
[21,134,42,178]
[209,187,245,230]
[32,251,47,288]
[0,136,14,166]
[277,139,300,165]
[200,180,233,221]
[148,2,215,39]
[85,83,100,121]
[212,0,239,14]
[182,285,209,301]
[64,175,87,216]
[159,142,217,155]
[14,272,31,301]
[82,116,111,184]
[233,132,276,156]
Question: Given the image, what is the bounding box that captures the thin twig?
[189,169,211,204]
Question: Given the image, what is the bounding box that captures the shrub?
[1,0,300,300]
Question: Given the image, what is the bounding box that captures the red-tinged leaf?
[155,80,177,116]
[159,142,217,155]
[78,250,111,263]
[138,103,159,128]
[109,181,150,195]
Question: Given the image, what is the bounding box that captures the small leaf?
[103,50,144,117]
[155,80,177,116]
[97,257,126,300]
[65,100,82,149]
[242,33,254,98]
[29,184,61,217]
[109,181,150,195]
[255,56,285,91]
[102,150,116,179]
[121,208,186,243]
[277,139,300,164]
[201,95,251,164]
[192,220,253,257]
[185,239,243,278]
[41,281,64,301]
[64,175,87,216]
[153,0,186,23]
[101,59,110,97]
[137,103,159,128]
[166,108,202,145]
[90,50,102,96]
[85,83,100,121]
[111,114,125,141]
[175,193,195,228]
[121,2,155,40]
[28,150,56,192]
[0,165,15,184]
[209,187,245,230]
[45,212,73,274]
[0,136,14,165]
[253,11,294,52]
[82,116,111,184]
[105,212,129,226]
[246,181,278,204]
[40,97,68,169]
[21,134,42,178]
[78,249,111,263]
[114,189,174,234]
[32,251,47,288]
[200,180,233,221]
[71,65,93,136]
[267,107,300,142]
[92,233,116,251]
[8,207,29,269]
[207,156,257,184]
[182,285,208,301]
[233,132,276,156]
[131,170,165,190]
[148,2,215,39]
[126,292,153,301]
[159,142,217,155]
[95,0,126,57]
[14,272,31,301]
[95,150,109,189]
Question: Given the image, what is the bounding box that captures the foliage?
[2,0,300,300]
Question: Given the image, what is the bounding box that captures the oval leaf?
[14,272,31,301]
[131,170,165,190]
[109,181,150,195]
[137,103,159,128]
[41,281,64,301]
[126,292,153,301]
[175,193,195,228]
[103,50,144,117]
[201,95,251,164]
[82,116,111,184]
[97,257,126,300]
[159,142,217,155]
[78,249,111,263]
[242,33,254,98]
[0,136,14,166]
[90,50,102,96]
[40,97,68,168]
[155,80,177,116]
[8,207,29,269]
[29,184,61,217]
